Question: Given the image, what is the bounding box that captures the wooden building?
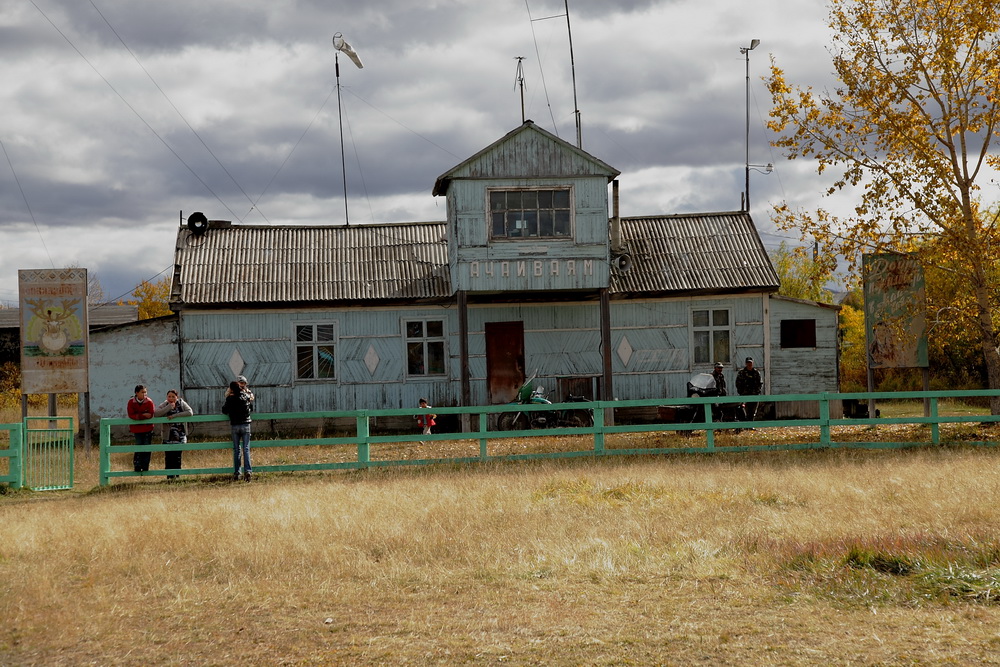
[157,121,839,425]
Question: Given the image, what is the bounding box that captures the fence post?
[593,403,605,453]
[356,412,370,466]
[478,408,489,460]
[930,398,940,445]
[819,394,831,447]
[704,401,715,450]
[9,423,23,489]
[99,419,111,486]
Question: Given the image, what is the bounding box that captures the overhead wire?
[340,88,376,225]
[250,86,338,217]
[524,0,561,136]
[29,0,243,223]
[87,0,265,224]
[1,139,53,269]
[94,265,173,308]
[342,88,461,160]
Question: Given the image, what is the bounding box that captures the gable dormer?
[433,121,620,294]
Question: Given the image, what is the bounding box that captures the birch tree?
[766,0,1000,405]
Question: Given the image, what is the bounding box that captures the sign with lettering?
[19,268,90,394]
[862,254,928,369]
[460,257,606,291]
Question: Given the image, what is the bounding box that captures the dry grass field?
[2,435,1000,665]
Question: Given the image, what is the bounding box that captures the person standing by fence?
[736,357,763,425]
[155,389,193,480]
[127,384,155,473]
[222,380,254,482]
[416,398,436,444]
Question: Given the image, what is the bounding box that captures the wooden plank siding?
[177,294,778,416]
[768,295,841,418]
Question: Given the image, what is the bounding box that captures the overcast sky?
[1,0,839,306]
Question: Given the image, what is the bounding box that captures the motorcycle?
[686,372,739,423]
[497,377,594,430]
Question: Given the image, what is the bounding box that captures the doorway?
[485,321,525,404]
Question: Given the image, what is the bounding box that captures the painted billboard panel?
[862,254,928,369]
[19,268,90,394]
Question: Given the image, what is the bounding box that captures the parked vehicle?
[686,372,739,423]
[497,377,594,430]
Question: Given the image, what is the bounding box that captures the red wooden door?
[485,321,525,404]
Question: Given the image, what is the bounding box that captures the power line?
[342,88,461,160]
[524,0,561,135]
[29,0,243,222]
[87,0,268,224]
[250,87,337,219]
[1,138,53,268]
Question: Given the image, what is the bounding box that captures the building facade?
[90,121,839,427]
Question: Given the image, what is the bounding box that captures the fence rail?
[94,389,1000,486]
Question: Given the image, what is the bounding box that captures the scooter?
[497,377,594,430]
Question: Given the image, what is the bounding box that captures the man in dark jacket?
[222,380,255,481]
[736,357,763,423]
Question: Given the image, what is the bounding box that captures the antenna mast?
[334,50,350,225]
[565,0,581,148]
[514,57,526,123]
[332,32,364,226]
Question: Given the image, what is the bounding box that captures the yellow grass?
[2,442,1000,665]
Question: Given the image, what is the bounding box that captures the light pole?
[740,38,760,212]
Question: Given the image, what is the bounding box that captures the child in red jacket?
[416,398,436,444]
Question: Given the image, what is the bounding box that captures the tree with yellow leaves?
[770,241,839,304]
[127,276,172,320]
[766,0,1000,408]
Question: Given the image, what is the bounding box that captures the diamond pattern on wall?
[364,344,380,375]
[617,336,633,367]
[228,349,245,378]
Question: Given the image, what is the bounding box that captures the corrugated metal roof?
[173,222,451,306]
[611,211,780,295]
[433,121,620,196]
[172,211,778,307]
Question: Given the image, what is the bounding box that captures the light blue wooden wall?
[177,293,819,415]
[447,177,611,292]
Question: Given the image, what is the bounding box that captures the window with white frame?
[692,308,731,365]
[489,187,572,239]
[295,323,336,380]
[405,319,446,376]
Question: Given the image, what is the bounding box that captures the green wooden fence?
[0,422,24,489]
[96,389,1000,486]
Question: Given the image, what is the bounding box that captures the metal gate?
[24,416,75,491]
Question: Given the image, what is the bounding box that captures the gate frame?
[23,416,75,491]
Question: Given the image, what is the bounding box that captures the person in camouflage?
[736,357,763,423]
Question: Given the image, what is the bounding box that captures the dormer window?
[489,187,572,239]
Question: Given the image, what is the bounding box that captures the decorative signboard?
[862,254,928,369]
[19,268,90,394]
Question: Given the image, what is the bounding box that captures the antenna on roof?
[514,57,526,123]
[333,32,364,226]
[528,1,582,147]
[564,0,582,148]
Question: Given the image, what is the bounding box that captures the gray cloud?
[2,0,839,303]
